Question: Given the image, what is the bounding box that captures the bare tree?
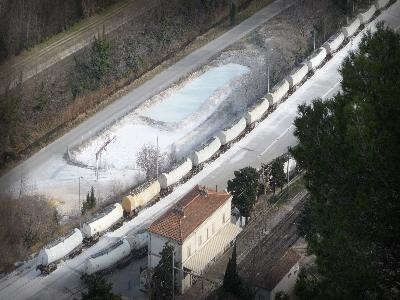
[136,143,167,180]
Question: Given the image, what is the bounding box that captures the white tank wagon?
[322,32,345,55]
[358,5,376,24]
[86,239,131,275]
[36,228,83,274]
[342,18,361,39]
[375,0,390,9]
[122,181,161,214]
[217,117,247,145]
[284,158,297,175]
[158,158,192,189]
[82,203,124,238]
[286,63,309,89]
[265,79,290,106]
[307,48,327,71]
[245,97,270,125]
[191,137,221,166]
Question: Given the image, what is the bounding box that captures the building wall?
[148,232,182,269]
[147,197,232,294]
[181,198,231,263]
[271,262,300,299]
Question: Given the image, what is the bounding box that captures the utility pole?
[78,176,81,216]
[313,29,316,51]
[287,148,290,186]
[172,250,175,300]
[156,136,159,178]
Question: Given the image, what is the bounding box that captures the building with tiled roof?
[146,185,242,294]
[253,249,301,300]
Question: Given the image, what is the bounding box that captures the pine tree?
[223,242,242,296]
[150,243,177,300]
[89,186,96,208]
[292,24,400,299]
[270,157,286,195]
[227,167,259,221]
[81,273,121,300]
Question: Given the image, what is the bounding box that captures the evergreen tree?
[270,157,286,195]
[292,24,400,299]
[150,243,177,300]
[227,166,259,221]
[223,242,242,296]
[81,273,121,300]
[89,186,96,208]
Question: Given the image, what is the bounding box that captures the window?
[198,235,202,246]
[187,246,191,258]
[223,213,226,223]
[206,228,209,239]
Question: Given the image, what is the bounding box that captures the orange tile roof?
[148,186,231,244]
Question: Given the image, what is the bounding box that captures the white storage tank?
[358,5,376,24]
[217,117,247,145]
[158,158,193,189]
[287,63,309,89]
[82,204,123,238]
[265,79,290,106]
[283,158,297,175]
[191,137,221,166]
[375,0,390,9]
[86,238,131,274]
[307,48,327,71]
[37,228,83,266]
[342,18,361,38]
[122,181,161,213]
[245,97,269,125]
[322,33,345,55]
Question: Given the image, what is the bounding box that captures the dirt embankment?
[0,0,256,173]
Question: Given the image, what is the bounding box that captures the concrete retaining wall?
[287,63,309,88]
[158,158,193,188]
[217,118,247,145]
[307,47,327,71]
[358,5,376,24]
[322,32,345,55]
[245,98,270,125]
[266,79,290,105]
[191,137,221,166]
[342,18,361,38]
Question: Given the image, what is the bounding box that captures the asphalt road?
[0,0,297,192]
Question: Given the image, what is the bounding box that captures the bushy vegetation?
[71,37,112,98]
[0,0,122,63]
[292,24,400,299]
[82,186,97,215]
[227,166,259,220]
[81,273,121,300]
[0,194,59,273]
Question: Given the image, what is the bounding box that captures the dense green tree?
[292,24,400,299]
[227,166,259,220]
[150,243,177,300]
[80,273,121,300]
[270,157,286,195]
[223,243,242,295]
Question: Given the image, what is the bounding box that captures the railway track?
[0,0,158,92]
